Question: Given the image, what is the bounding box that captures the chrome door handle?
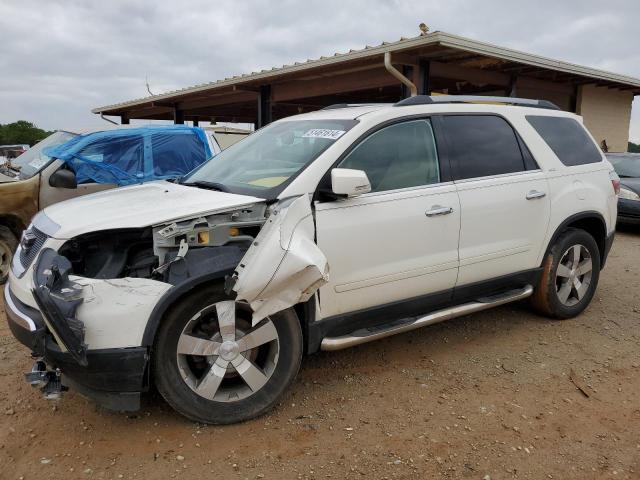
[526,190,546,200]
[425,205,453,217]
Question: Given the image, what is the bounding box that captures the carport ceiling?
[92,31,640,125]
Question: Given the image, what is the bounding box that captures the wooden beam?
[417,47,460,60]
[151,100,176,108]
[516,76,574,94]
[185,105,258,117]
[501,65,545,75]
[233,84,261,93]
[390,52,419,66]
[125,106,174,118]
[177,91,257,110]
[430,61,510,86]
[271,66,398,102]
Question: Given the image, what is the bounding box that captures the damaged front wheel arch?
[141,272,237,348]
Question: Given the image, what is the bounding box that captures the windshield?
[182,119,357,198]
[11,131,77,179]
[607,153,640,178]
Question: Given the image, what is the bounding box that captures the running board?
[320,285,533,351]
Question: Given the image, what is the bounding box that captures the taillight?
[610,170,621,195]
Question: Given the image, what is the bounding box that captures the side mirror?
[331,168,371,197]
[49,169,77,189]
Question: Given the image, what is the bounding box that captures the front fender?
[231,195,329,325]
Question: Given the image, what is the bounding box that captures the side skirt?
[307,268,541,353]
[321,285,533,351]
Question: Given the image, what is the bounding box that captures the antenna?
[145,75,155,96]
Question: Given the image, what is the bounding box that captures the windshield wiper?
[181,180,230,192]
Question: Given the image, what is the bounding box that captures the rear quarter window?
[526,116,602,166]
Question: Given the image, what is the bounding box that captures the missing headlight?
[58,228,157,279]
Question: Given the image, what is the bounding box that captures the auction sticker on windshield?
[28,156,49,170]
[302,129,346,140]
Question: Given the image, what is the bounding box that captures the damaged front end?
[15,195,329,411]
[229,195,329,324]
[32,248,87,365]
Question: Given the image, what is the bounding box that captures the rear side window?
[442,115,528,180]
[526,116,602,166]
[151,132,207,177]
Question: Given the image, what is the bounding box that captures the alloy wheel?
[555,244,593,307]
[176,301,280,402]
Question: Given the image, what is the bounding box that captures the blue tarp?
[43,125,212,186]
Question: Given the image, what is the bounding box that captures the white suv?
[4,96,618,424]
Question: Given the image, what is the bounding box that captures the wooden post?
[418,60,430,95]
[173,108,184,124]
[120,114,130,125]
[401,65,414,99]
[258,85,272,128]
[508,75,518,97]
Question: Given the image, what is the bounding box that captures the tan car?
[0,126,250,283]
[0,130,103,283]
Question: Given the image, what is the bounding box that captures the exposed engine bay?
[57,204,268,283]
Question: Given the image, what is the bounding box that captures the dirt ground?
[1,228,639,480]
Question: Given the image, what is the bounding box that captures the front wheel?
[531,228,601,319]
[153,283,303,424]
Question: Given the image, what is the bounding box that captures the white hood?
[41,181,263,239]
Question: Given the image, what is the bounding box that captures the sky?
[1,0,639,142]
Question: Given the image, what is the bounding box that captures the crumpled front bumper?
[3,278,147,412]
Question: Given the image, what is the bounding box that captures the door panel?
[455,171,550,286]
[315,184,460,318]
[39,161,115,209]
[436,114,551,288]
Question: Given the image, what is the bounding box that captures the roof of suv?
[285,97,575,122]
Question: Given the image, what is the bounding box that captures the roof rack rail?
[322,103,384,110]
[394,95,560,110]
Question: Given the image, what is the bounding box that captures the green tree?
[0,121,52,147]
[629,141,640,153]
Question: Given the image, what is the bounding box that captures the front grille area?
[19,227,49,270]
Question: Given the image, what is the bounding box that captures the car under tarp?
[43,125,212,186]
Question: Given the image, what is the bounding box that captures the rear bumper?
[3,283,147,411]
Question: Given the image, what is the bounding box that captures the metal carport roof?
[92,31,640,126]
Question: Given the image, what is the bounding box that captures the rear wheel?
[531,228,600,319]
[0,226,18,285]
[153,283,303,424]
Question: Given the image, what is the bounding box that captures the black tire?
[152,283,303,424]
[0,226,18,285]
[531,228,601,319]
